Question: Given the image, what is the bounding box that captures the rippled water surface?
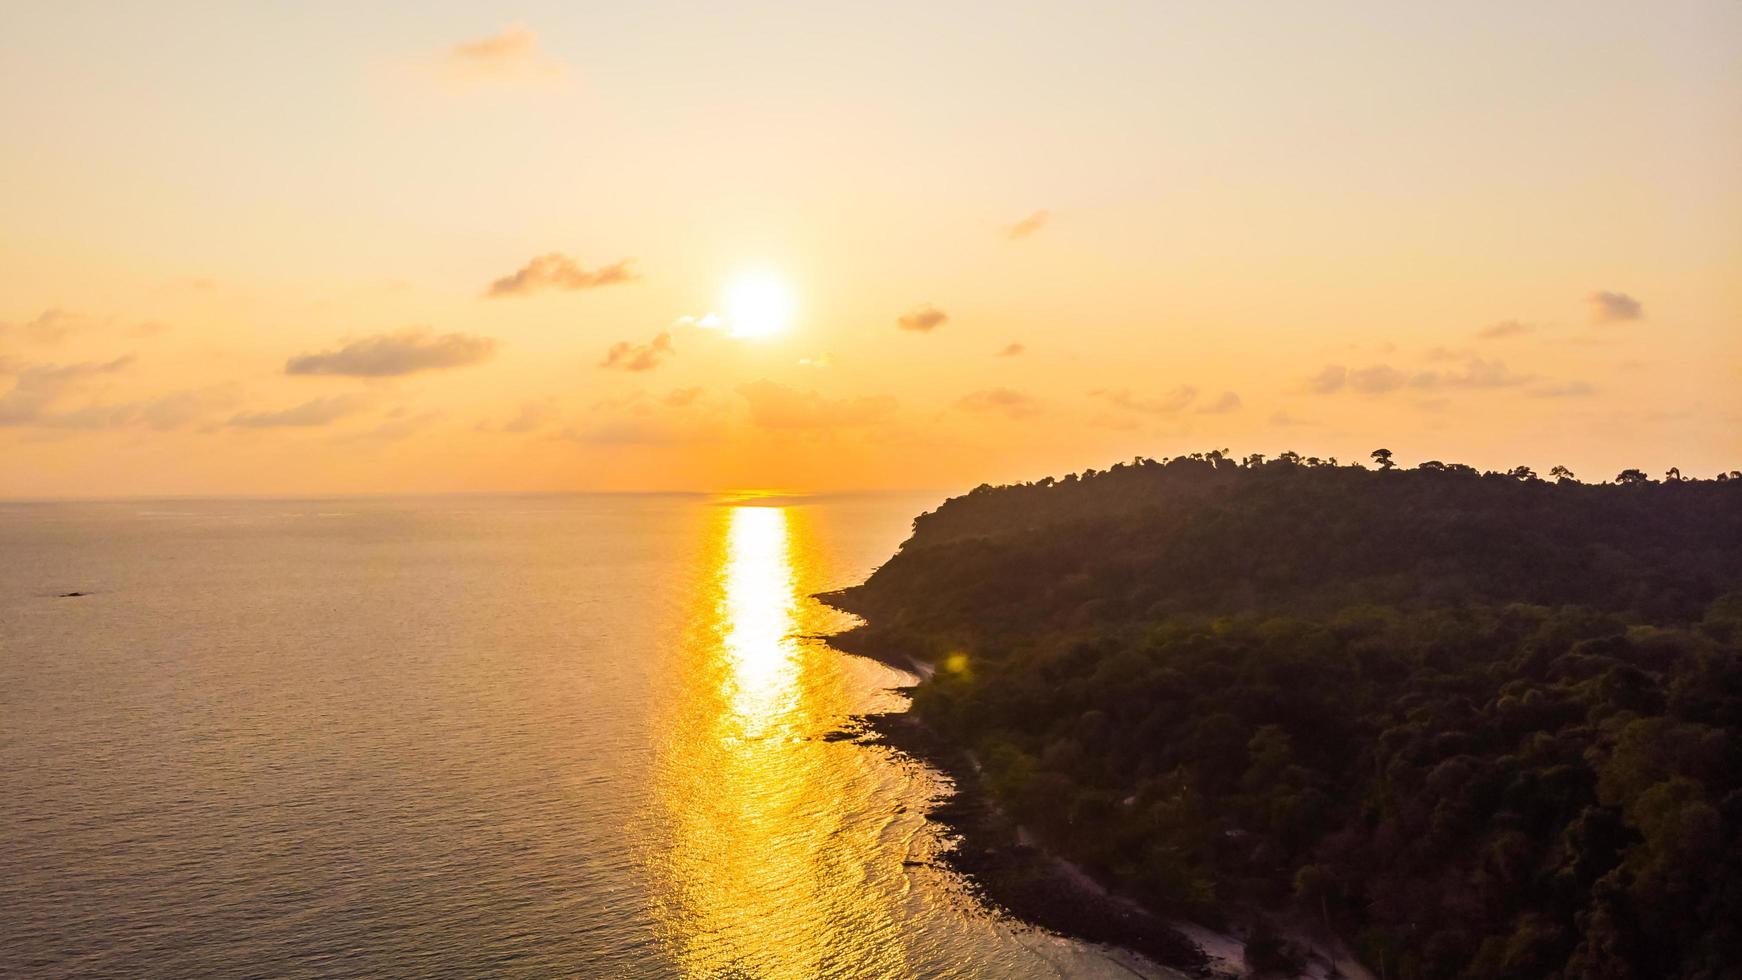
[1,495,1170,978]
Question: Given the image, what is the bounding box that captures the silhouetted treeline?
[832,454,1742,979]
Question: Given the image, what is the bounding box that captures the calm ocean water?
[0,494,1171,978]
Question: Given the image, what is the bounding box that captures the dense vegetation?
[832,454,1742,979]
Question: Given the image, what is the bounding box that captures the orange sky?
[2,2,1739,497]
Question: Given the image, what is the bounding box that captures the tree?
[1510,466,1539,482]
[1616,469,1650,485]
[1419,460,1447,472]
[1550,465,1576,482]
[1666,467,1682,482]
[1371,448,1396,470]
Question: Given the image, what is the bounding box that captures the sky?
[2,0,1739,497]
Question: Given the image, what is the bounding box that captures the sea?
[0,493,1173,978]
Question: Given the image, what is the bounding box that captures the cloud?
[1587,290,1643,323]
[1307,357,1529,395]
[1432,357,1529,389]
[1005,210,1050,240]
[1308,365,1348,394]
[662,386,703,407]
[1197,391,1242,414]
[338,409,444,443]
[479,398,559,434]
[441,25,567,86]
[1348,365,1410,394]
[1530,381,1596,398]
[737,379,896,429]
[562,416,719,446]
[228,394,372,428]
[0,309,94,345]
[0,355,135,426]
[1478,319,1534,340]
[997,343,1025,357]
[285,329,496,378]
[1269,409,1310,427]
[1095,386,1198,415]
[897,305,948,333]
[956,387,1041,419]
[134,386,243,430]
[486,254,637,297]
[599,332,674,371]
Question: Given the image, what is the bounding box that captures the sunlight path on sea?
[641,501,1185,979]
[648,504,911,977]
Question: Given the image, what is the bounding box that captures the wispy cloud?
[0,355,135,426]
[1094,386,1198,415]
[1478,319,1533,340]
[897,306,948,333]
[478,398,559,434]
[1587,290,1643,323]
[229,394,373,428]
[1530,381,1596,398]
[737,379,895,429]
[599,332,674,372]
[662,386,703,407]
[1005,210,1050,240]
[1307,357,1529,395]
[1197,391,1242,414]
[997,342,1025,357]
[956,387,1041,419]
[486,254,637,298]
[562,416,723,446]
[441,25,567,87]
[0,309,94,346]
[286,329,497,377]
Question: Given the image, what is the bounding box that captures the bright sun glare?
[723,273,795,339]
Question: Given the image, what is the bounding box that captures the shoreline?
[819,606,1370,980]
[857,706,1214,976]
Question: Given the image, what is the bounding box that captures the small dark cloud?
[486,254,637,297]
[997,343,1025,357]
[1005,210,1050,240]
[1587,290,1643,323]
[1197,391,1242,414]
[956,388,1041,419]
[286,329,496,378]
[441,25,567,86]
[228,394,371,428]
[1478,319,1533,340]
[599,332,674,372]
[897,306,948,333]
[737,379,896,429]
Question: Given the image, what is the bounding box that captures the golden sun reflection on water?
[647,504,910,979]
[718,506,799,739]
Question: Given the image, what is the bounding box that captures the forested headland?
[828,453,1742,979]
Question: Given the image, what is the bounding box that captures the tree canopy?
[832,454,1742,980]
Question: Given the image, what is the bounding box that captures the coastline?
[859,706,1213,976]
[821,611,1370,980]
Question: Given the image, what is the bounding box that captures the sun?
[723,273,795,339]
